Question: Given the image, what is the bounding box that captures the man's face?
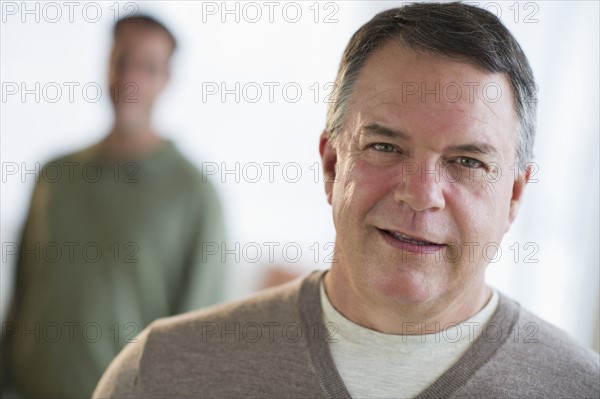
[321,42,527,308]
[108,24,173,130]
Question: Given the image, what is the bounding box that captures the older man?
[93,3,599,398]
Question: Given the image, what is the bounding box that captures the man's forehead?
[356,42,510,101]
[346,41,516,131]
[114,24,174,50]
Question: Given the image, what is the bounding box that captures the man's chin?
[369,268,444,305]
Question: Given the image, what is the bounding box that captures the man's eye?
[454,157,483,169]
[371,143,396,152]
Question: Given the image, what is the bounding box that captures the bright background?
[1,1,598,352]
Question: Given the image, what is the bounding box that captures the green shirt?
[2,140,227,398]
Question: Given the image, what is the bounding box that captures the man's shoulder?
[93,272,325,398]
[504,296,599,368]
[466,293,600,398]
[42,142,102,168]
[26,144,102,197]
[148,272,308,341]
[144,271,324,361]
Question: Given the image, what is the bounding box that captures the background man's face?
[322,42,525,307]
[108,24,173,130]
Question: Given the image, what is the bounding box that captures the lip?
[377,228,446,255]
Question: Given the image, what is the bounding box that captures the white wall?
[1,1,598,351]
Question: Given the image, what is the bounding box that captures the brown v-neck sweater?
[93,271,599,398]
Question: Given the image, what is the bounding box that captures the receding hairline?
[338,39,518,134]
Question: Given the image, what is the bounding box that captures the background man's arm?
[175,179,228,314]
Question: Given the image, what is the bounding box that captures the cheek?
[444,171,513,242]
[332,157,395,220]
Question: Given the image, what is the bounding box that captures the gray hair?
[326,2,536,172]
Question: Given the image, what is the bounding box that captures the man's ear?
[507,163,532,230]
[319,130,337,205]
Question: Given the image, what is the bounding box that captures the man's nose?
[393,161,446,212]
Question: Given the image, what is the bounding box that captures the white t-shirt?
[320,282,499,398]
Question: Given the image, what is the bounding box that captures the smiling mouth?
[378,228,446,253]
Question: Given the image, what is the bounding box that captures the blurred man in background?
[1,15,227,398]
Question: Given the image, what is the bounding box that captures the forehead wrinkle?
[363,106,500,142]
[445,143,499,157]
[360,122,410,140]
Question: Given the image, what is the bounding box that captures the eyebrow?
[360,123,410,140]
[359,122,500,157]
[445,143,500,157]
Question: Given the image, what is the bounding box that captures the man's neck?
[323,268,492,335]
[103,124,165,161]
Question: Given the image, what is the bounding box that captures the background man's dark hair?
[326,2,536,172]
[113,14,177,53]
